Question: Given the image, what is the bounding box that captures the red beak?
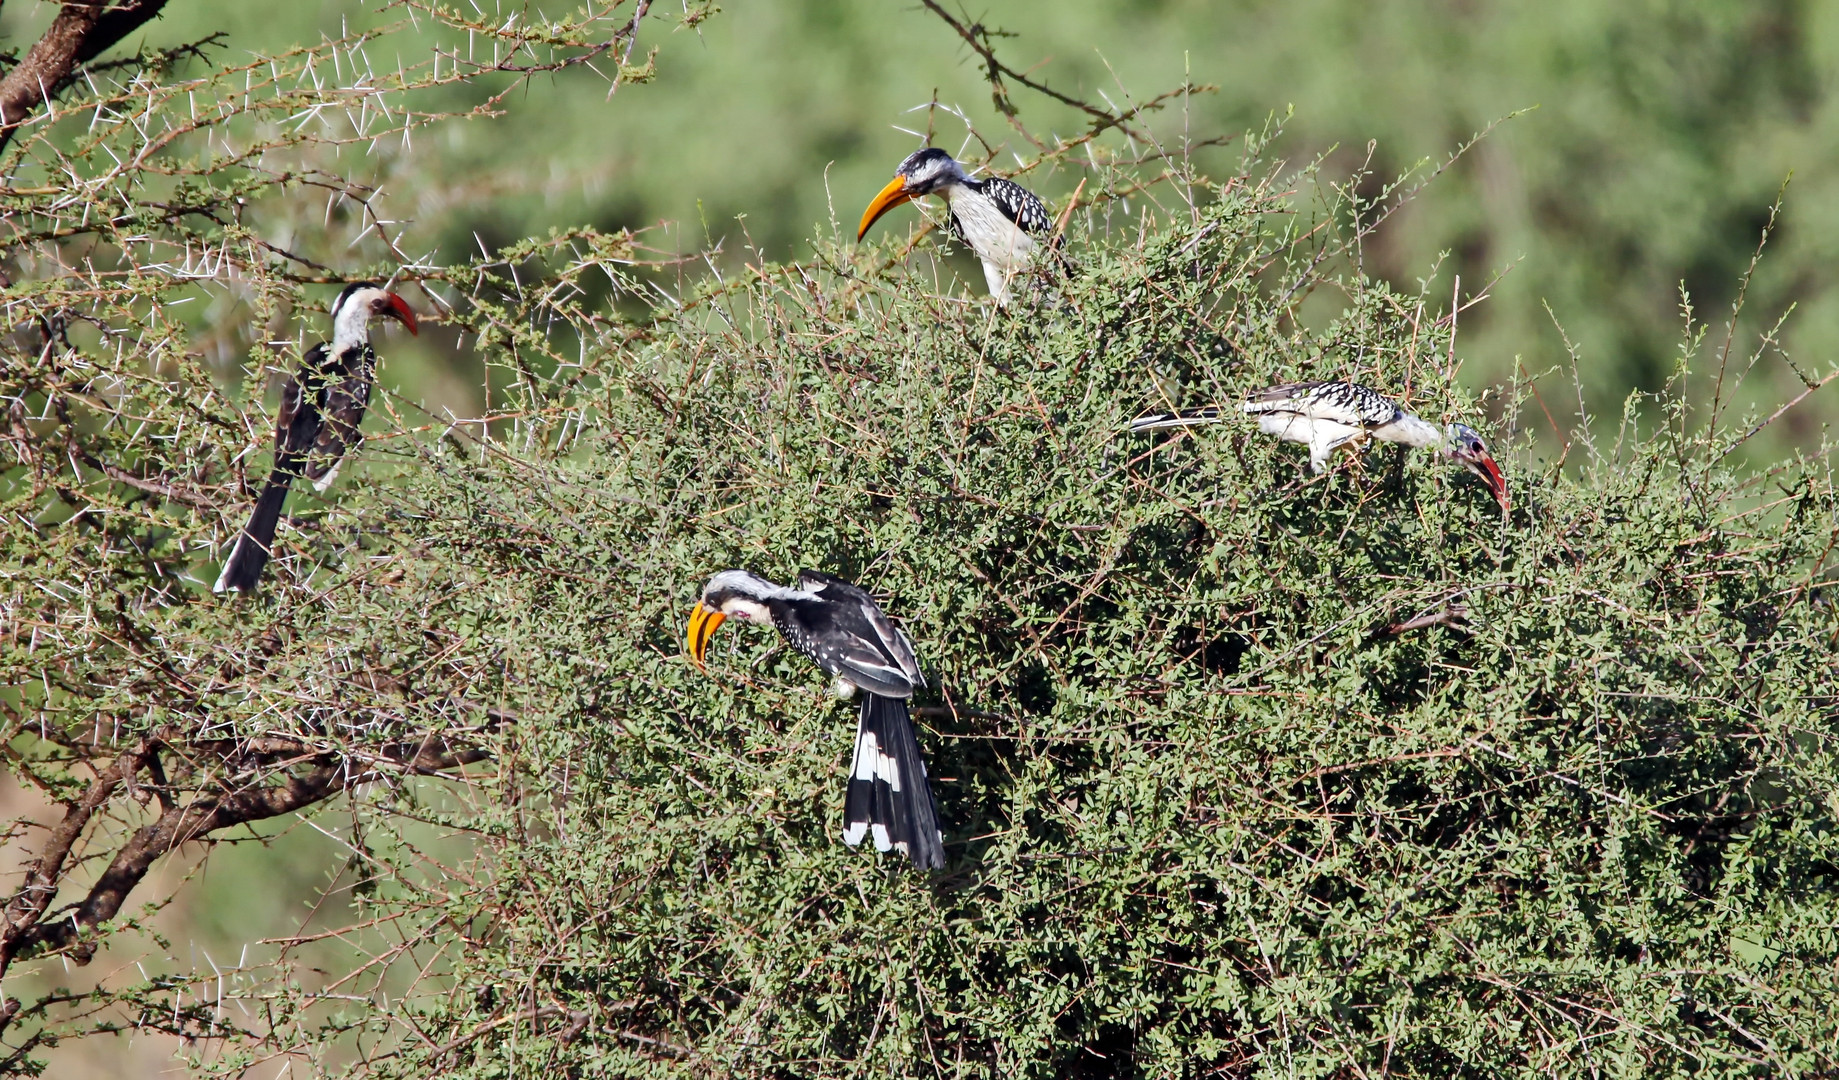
[384,292,419,335]
[1471,455,1509,512]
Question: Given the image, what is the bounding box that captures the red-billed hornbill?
[1132,380,1511,511]
[686,569,945,871]
[857,147,1054,306]
[213,282,418,593]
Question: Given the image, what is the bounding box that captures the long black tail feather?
[213,465,296,593]
[1128,405,1226,432]
[842,693,945,871]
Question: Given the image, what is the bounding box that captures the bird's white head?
[698,569,789,609]
[891,147,970,194]
[329,282,419,349]
[686,569,791,667]
[1443,423,1510,512]
[857,148,971,240]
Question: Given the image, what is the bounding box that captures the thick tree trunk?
[0,1,172,153]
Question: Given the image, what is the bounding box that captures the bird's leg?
[1311,433,1362,476]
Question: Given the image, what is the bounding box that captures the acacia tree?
[0,1,693,1070]
[5,2,1839,1078]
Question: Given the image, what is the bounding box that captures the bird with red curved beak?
[1131,380,1511,512]
[857,147,1054,307]
[215,282,419,593]
[687,568,945,871]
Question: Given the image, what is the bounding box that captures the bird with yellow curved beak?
[858,147,1054,306]
[686,568,945,871]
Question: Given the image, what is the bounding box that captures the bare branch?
[914,0,1159,140]
[3,727,490,969]
[0,749,134,963]
[0,1,173,154]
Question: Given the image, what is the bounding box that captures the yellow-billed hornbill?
[857,147,1054,306]
[1132,380,1511,511]
[214,282,418,593]
[686,569,945,871]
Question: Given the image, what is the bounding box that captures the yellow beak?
[685,602,727,668]
[857,176,915,240]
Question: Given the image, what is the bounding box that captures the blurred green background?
[7,0,1837,1072]
[129,0,1839,431]
[58,0,1838,432]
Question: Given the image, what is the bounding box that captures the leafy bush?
[268,149,1838,1076]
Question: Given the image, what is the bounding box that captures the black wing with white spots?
[978,177,1053,236]
[304,343,377,488]
[1242,381,1403,428]
[772,571,921,698]
[796,570,923,682]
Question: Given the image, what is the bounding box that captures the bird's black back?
[769,592,918,698]
[302,341,377,484]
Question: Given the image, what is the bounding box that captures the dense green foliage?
[239,156,1838,1075]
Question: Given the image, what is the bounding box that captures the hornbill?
[686,569,946,871]
[857,147,1054,306]
[213,282,418,593]
[1131,380,1511,511]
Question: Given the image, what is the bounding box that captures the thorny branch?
[0,724,495,997]
[0,0,173,154]
[0,15,677,1071]
[916,0,1166,142]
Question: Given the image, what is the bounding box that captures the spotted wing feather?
[980,177,1054,237]
[786,571,922,696]
[1241,381,1402,429]
[304,344,377,490]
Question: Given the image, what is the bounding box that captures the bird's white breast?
[945,185,1036,276]
[1257,413,1362,446]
